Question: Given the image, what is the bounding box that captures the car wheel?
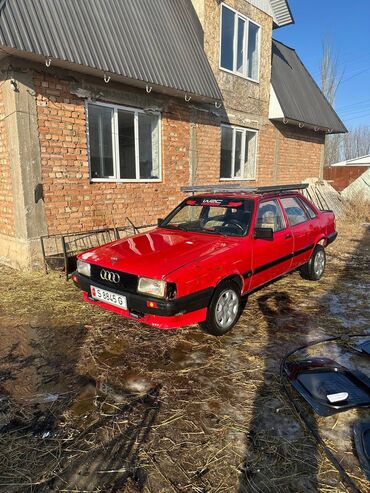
[200,280,241,336]
[299,244,326,281]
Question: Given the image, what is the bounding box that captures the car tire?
[299,244,326,281]
[200,280,241,336]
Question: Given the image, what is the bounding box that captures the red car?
[73,184,337,336]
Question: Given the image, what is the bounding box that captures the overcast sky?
[273,0,370,129]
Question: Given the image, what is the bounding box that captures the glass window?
[220,126,233,178]
[88,104,114,179]
[87,103,161,182]
[118,110,136,179]
[220,4,260,81]
[280,197,309,226]
[139,113,160,180]
[220,125,257,180]
[247,21,259,80]
[256,200,285,232]
[236,18,246,74]
[220,6,235,71]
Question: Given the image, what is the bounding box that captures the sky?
[273,0,370,130]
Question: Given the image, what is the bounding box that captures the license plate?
[91,286,127,309]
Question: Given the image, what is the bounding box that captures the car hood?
[79,228,237,279]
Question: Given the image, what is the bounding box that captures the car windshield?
[161,197,254,237]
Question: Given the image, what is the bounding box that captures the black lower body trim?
[254,243,314,275]
[73,273,212,317]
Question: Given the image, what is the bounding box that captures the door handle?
[285,234,292,239]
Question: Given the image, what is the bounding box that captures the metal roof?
[0,0,222,101]
[271,40,347,133]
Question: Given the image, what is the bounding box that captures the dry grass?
[0,215,369,493]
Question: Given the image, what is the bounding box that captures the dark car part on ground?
[284,357,370,416]
[281,335,370,493]
[354,422,370,481]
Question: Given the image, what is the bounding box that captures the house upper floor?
[191,0,293,116]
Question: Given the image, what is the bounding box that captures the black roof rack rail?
[181,184,308,195]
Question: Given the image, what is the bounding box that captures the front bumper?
[73,273,212,329]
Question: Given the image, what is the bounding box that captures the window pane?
[247,22,259,80]
[243,131,257,179]
[220,126,233,178]
[139,113,160,180]
[280,197,309,226]
[118,110,136,179]
[88,104,114,178]
[257,200,285,232]
[236,18,246,74]
[220,6,235,71]
[234,131,243,177]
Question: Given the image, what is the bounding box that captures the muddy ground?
[0,219,369,493]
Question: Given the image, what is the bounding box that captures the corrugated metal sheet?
[0,0,222,100]
[269,0,294,27]
[271,40,347,133]
[341,168,370,201]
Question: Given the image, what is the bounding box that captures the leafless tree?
[320,38,343,166]
[341,125,370,160]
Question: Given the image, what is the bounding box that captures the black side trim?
[254,243,314,275]
[73,273,213,317]
[327,232,338,245]
[243,271,252,279]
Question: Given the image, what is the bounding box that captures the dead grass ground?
[0,218,369,493]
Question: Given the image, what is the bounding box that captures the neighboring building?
[0,0,346,269]
[324,155,370,192]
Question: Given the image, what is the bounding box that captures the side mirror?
[254,227,274,240]
[157,218,164,227]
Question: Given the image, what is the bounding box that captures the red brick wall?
[324,165,369,192]
[33,71,220,235]
[0,84,14,237]
[257,122,325,184]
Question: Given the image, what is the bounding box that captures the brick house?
[0,0,346,269]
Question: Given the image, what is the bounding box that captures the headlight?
[138,277,166,298]
[77,260,91,277]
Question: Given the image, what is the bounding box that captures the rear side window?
[280,197,309,226]
[300,198,317,219]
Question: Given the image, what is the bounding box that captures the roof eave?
[0,47,223,104]
[270,116,347,134]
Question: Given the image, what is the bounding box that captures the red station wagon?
[73,184,337,335]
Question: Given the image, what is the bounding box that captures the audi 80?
[73,184,337,335]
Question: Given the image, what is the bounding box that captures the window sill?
[90,178,162,184]
[219,66,259,84]
[220,178,256,182]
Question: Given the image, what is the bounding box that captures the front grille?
[90,265,138,294]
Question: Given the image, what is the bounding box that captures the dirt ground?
[0,219,369,493]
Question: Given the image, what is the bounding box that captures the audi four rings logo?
[100,269,120,284]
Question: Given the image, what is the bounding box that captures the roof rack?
[181,184,309,195]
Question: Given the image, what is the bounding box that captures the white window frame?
[219,3,261,83]
[86,101,162,183]
[220,124,258,181]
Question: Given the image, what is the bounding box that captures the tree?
[341,125,370,160]
[320,38,343,166]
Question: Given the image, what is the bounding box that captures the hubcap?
[215,289,239,329]
[314,250,325,277]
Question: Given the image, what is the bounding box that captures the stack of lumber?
[302,178,345,216]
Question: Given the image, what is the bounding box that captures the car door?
[250,198,294,290]
[279,195,314,269]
